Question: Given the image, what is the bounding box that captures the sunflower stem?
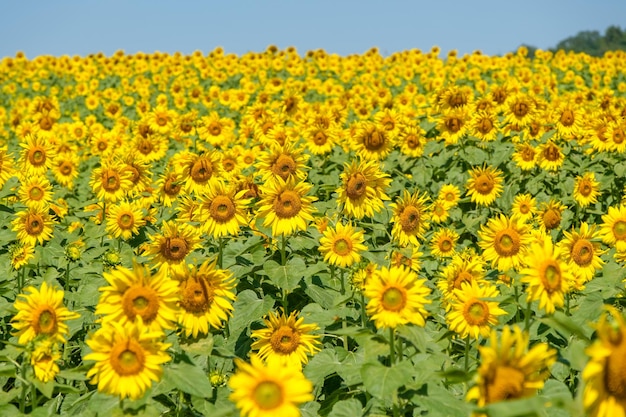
[280,235,287,266]
[565,292,571,316]
[65,260,71,293]
[340,267,345,296]
[525,299,532,331]
[360,292,367,328]
[218,237,225,269]
[19,360,27,414]
[464,336,470,372]
[31,382,37,410]
[389,327,396,365]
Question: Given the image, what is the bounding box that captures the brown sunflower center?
[160,237,190,261]
[614,128,625,144]
[364,129,386,151]
[453,270,474,290]
[477,117,494,134]
[485,365,526,403]
[28,147,47,166]
[208,121,222,136]
[520,146,535,162]
[96,140,108,151]
[542,209,561,230]
[578,180,593,197]
[33,307,57,334]
[180,277,214,313]
[271,154,296,180]
[118,213,134,229]
[156,114,168,127]
[122,285,160,323]
[110,339,146,376]
[571,239,594,266]
[190,158,213,183]
[137,139,153,155]
[540,262,562,293]
[269,325,301,354]
[604,337,626,400]
[333,237,352,256]
[381,287,406,312]
[614,221,626,240]
[439,238,453,252]
[494,228,521,257]
[474,174,495,195]
[125,165,141,184]
[463,299,489,326]
[513,102,529,118]
[273,190,302,219]
[253,381,284,410]
[209,195,236,223]
[543,143,560,161]
[405,134,420,149]
[102,169,121,192]
[26,213,45,235]
[518,202,531,214]
[560,109,575,127]
[29,186,44,201]
[222,158,236,172]
[59,161,73,176]
[163,177,182,196]
[346,173,367,200]
[445,117,462,133]
[400,206,421,233]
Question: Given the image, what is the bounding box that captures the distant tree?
[550,25,626,56]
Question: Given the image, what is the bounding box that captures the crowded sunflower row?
[1,45,626,416]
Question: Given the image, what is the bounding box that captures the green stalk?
[389,327,396,365]
[280,234,287,266]
[19,362,27,414]
[218,237,225,269]
[525,299,532,331]
[464,336,471,372]
[360,292,367,328]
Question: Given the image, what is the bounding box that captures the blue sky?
[1,0,624,58]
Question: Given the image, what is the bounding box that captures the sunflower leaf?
[163,363,212,398]
[360,362,410,401]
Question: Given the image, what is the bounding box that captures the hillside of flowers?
[1,45,626,416]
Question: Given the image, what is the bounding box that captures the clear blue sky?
[1,0,624,58]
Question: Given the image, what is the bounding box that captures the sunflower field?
[1,45,626,417]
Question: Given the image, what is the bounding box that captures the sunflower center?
[520,146,535,162]
[97,140,108,151]
[272,154,296,180]
[26,213,45,235]
[110,339,146,376]
[180,278,214,313]
[478,117,494,134]
[253,381,284,410]
[222,158,236,172]
[485,365,525,403]
[138,139,153,155]
[208,122,222,136]
[118,213,134,229]
[445,117,462,133]
[34,307,57,334]
[571,239,593,266]
[604,337,626,400]
[543,144,560,161]
[190,158,213,183]
[578,180,593,197]
[164,177,182,196]
[614,129,625,144]
[29,186,44,201]
[346,173,367,200]
[102,169,121,192]
[122,285,160,323]
[381,287,406,312]
[453,271,474,289]
[560,109,575,127]
[125,165,141,184]
[519,202,531,214]
[28,147,47,166]
[540,262,561,293]
[59,161,73,176]
[474,174,495,195]
[209,195,236,222]
[364,130,385,150]
[156,115,168,127]
[269,325,301,354]
[406,134,420,149]
[494,229,521,257]
[513,102,529,118]
[333,238,352,256]
[400,206,421,232]
[542,209,561,230]
[439,238,453,252]
[160,237,189,261]
[463,299,489,326]
[613,221,626,240]
[273,190,302,219]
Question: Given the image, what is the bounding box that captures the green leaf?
[303,348,341,386]
[262,258,306,292]
[228,289,274,349]
[0,364,16,377]
[32,378,54,399]
[540,311,590,342]
[163,363,212,398]
[328,398,364,417]
[360,362,409,401]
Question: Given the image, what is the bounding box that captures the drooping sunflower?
[85,320,171,401]
[573,172,601,208]
[95,263,179,333]
[11,281,80,345]
[336,159,391,220]
[318,222,367,268]
[446,281,506,340]
[105,200,146,241]
[388,246,423,273]
[601,204,626,252]
[430,228,459,258]
[257,142,309,184]
[90,159,134,203]
[364,265,432,329]
[511,193,537,223]
[197,181,250,239]
[172,259,236,338]
[228,354,314,417]
[143,221,201,274]
[251,310,321,369]
[467,325,556,407]
[520,236,574,314]
[256,177,317,237]
[12,206,55,246]
[465,165,504,207]
[478,214,531,272]
[558,222,605,286]
[390,190,431,247]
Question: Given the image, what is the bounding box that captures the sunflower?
[228,354,313,417]
[437,250,487,310]
[336,159,391,220]
[390,190,431,247]
[398,124,427,157]
[583,306,626,417]
[388,247,423,273]
[438,107,469,146]
[446,281,506,340]
[105,200,146,241]
[511,193,537,223]
[430,199,452,224]
[520,236,574,314]
[352,121,394,160]
[19,134,56,175]
[304,124,337,155]
[573,172,601,208]
[95,263,179,333]
[0,145,16,189]
[504,93,536,128]
[172,259,236,337]
[465,165,503,206]
[537,140,564,171]
[198,181,250,239]
[85,320,171,400]
[257,142,309,184]
[51,152,80,190]
[143,221,201,275]
[478,214,531,272]
[553,100,585,139]
[511,142,537,171]
[537,199,567,232]
[177,150,223,195]
[121,152,153,196]
[430,228,458,258]
[251,310,321,369]
[318,222,367,268]
[438,184,461,207]
[467,325,556,407]
[601,204,626,252]
[9,241,35,270]
[11,281,80,345]
[471,110,499,142]
[558,222,605,285]
[147,104,176,135]
[155,168,184,207]
[12,206,55,246]
[256,177,317,237]
[90,159,134,203]
[364,265,432,329]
